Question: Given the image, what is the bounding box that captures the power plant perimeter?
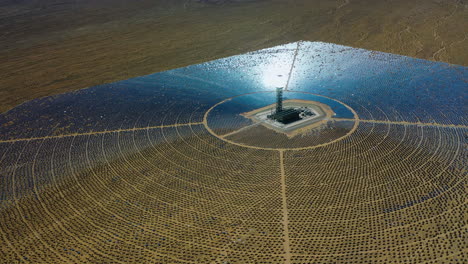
[0,42,466,263]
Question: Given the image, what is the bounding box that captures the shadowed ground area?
[0,0,467,112]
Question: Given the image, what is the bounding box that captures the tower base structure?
[242,99,335,137]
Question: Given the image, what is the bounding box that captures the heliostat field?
[0,42,466,263]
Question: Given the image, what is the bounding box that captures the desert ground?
[0,0,467,112]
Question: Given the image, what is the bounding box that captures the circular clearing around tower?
[204,91,359,150]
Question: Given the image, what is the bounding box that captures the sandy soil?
[0,0,467,112]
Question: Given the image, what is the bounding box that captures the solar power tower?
[276,87,283,113]
[268,87,302,124]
